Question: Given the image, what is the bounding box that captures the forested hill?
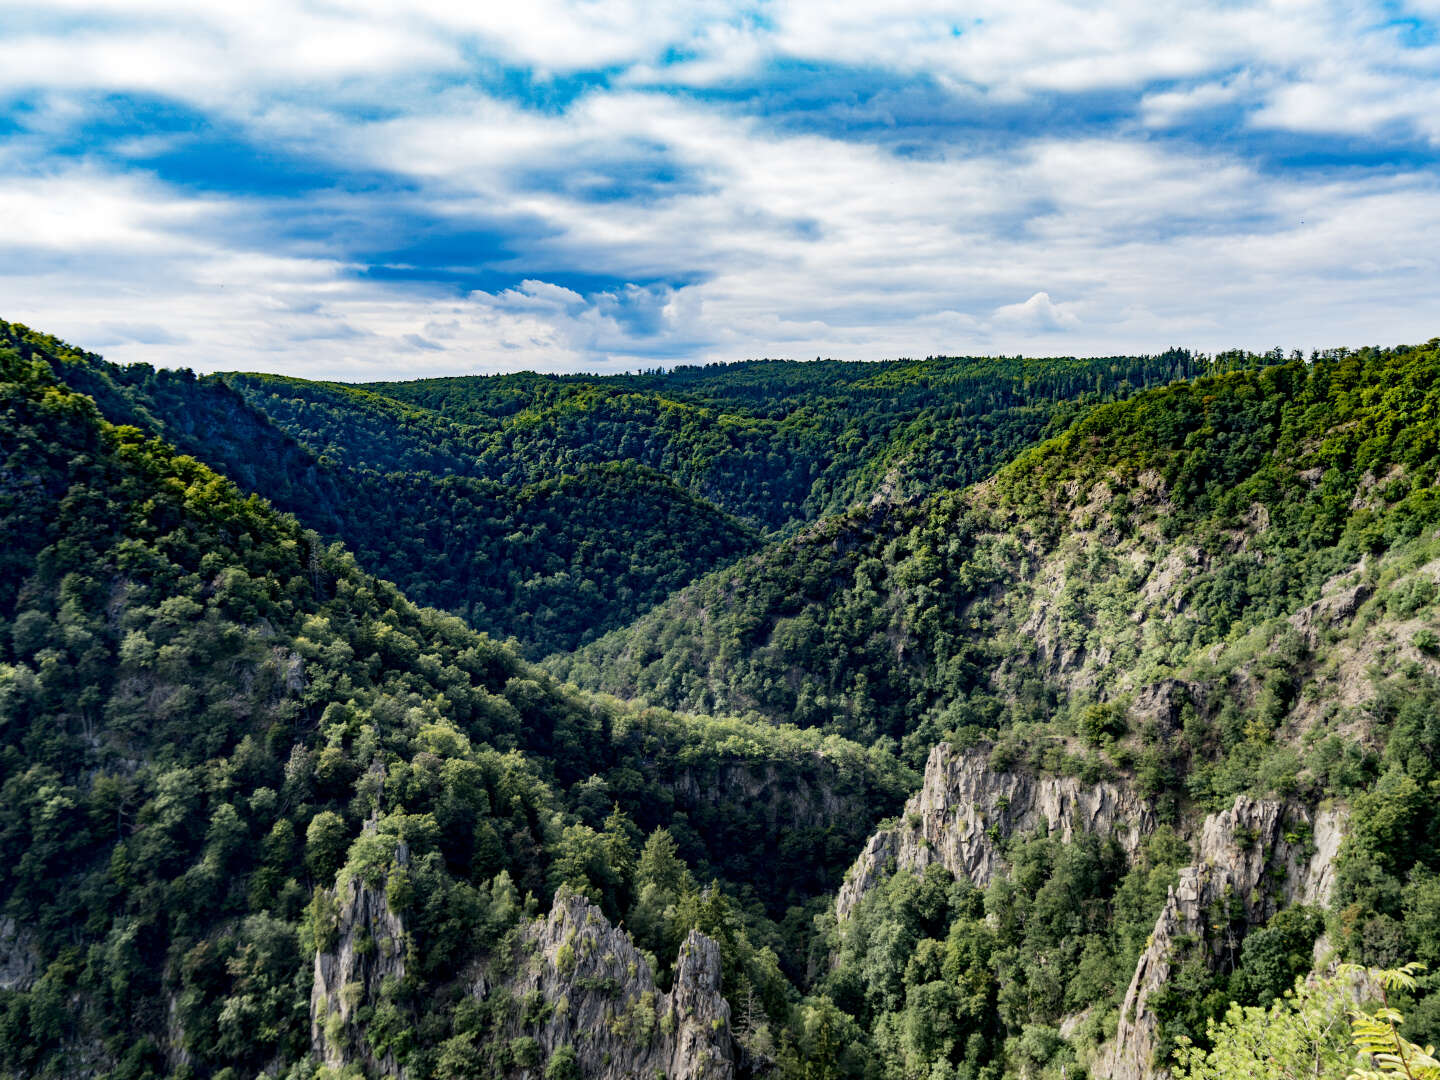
[0,325,913,1078]
[553,340,1440,758]
[549,339,1440,1078]
[217,353,1210,655]
[8,319,1440,1080]
[0,324,761,657]
[359,351,1211,530]
[3,321,1204,659]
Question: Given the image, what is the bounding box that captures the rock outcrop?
[479,891,736,1080]
[1129,679,1205,738]
[836,742,1156,918]
[310,842,411,1077]
[0,917,37,992]
[835,745,1351,1080]
[671,760,852,832]
[1289,565,1372,646]
[1095,797,1348,1080]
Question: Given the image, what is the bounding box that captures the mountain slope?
[9,322,1440,1080]
[551,339,1440,1078]
[552,342,1440,755]
[364,351,1210,530]
[0,335,913,1078]
[1,324,762,657]
[15,327,1208,660]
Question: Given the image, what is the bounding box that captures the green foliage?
[1078,702,1128,745]
[543,1044,581,1080]
[816,828,1194,1080]
[1231,906,1326,1008]
[1176,962,1440,1080]
[10,318,1440,1080]
[9,325,1201,664]
[0,328,906,1076]
[363,351,1205,529]
[555,341,1440,770]
[1172,966,1357,1080]
[1351,963,1440,1080]
[6,324,761,659]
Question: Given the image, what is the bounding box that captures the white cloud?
[993,292,1082,333]
[1140,74,1261,127]
[0,169,224,253]
[0,20,459,109]
[1,1,1439,374]
[1253,69,1440,142]
[7,107,1440,374]
[3,0,1435,136]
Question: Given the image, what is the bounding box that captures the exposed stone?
[482,891,736,1080]
[1129,679,1203,738]
[1058,1007,1094,1041]
[165,992,194,1076]
[836,742,1156,919]
[1290,577,1372,644]
[310,842,411,1077]
[1094,797,1349,1080]
[1293,805,1346,907]
[0,917,37,992]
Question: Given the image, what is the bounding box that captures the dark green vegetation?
[555,339,1440,1076]
[0,329,909,1078]
[363,352,1208,531]
[554,343,1440,757]
[4,318,1440,1080]
[14,328,1203,660]
[19,334,758,659]
[822,831,1192,1080]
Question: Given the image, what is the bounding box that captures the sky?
[1,1,1438,378]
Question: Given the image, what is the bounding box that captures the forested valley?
[4,317,1440,1080]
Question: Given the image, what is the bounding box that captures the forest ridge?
[2,319,1440,1080]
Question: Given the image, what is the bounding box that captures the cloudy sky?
[2,1,1438,377]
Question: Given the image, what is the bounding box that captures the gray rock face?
[0,917,37,992]
[834,745,1350,1080]
[1289,574,1372,645]
[483,891,736,1080]
[1095,797,1348,1080]
[310,843,411,1076]
[836,742,1156,919]
[672,761,850,831]
[1130,679,1204,738]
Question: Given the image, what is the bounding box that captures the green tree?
[305,811,349,884]
[1172,968,1355,1080]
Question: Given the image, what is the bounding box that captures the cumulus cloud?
[992,293,1081,333]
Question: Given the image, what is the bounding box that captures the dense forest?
[36,335,1206,657]
[3,319,1439,1080]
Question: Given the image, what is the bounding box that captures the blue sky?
[1,1,1438,376]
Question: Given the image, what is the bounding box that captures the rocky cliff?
[671,760,853,833]
[836,742,1157,918]
[1095,797,1347,1080]
[0,918,37,993]
[477,891,737,1080]
[310,842,412,1077]
[834,741,1351,1080]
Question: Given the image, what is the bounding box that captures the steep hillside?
[14,325,1202,661]
[8,323,1440,1080]
[553,343,1440,756]
[553,340,1440,1078]
[1,324,761,658]
[364,351,1209,530]
[214,354,1207,657]
[0,338,912,1078]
